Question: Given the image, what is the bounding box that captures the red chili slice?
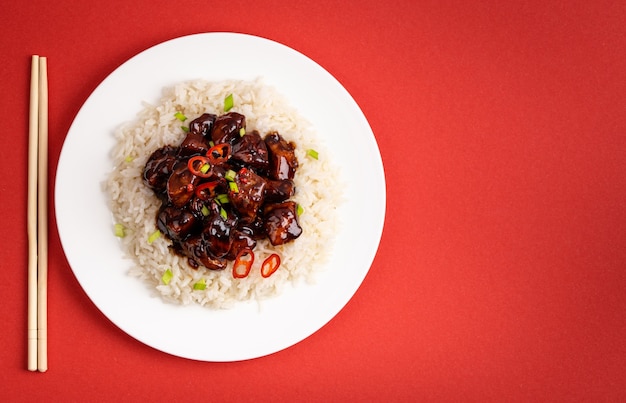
[187,156,212,178]
[233,248,255,278]
[206,143,232,165]
[260,253,281,278]
[195,181,221,200]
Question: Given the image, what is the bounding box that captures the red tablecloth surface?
[2,0,625,401]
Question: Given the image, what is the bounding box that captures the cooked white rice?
[105,78,342,309]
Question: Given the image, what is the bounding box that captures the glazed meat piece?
[264,132,298,180]
[229,168,267,222]
[225,228,257,260]
[231,130,269,171]
[188,197,220,221]
[238,214,267,240]
[263,201,302,246]
[157,204,197,241]
[188,113,216,137]
[179,233,227,271]
[166,161,199,207]
[264,178,295,203]
[195,166,229,189]
[178,131,211,157]
[204,209,238,258]
[143,146,178,194]
[211,112,246,145]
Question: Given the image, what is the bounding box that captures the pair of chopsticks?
[27,55,48,372]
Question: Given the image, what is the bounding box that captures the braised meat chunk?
[211,112,246,145]
[188,113,217,138]
[264,178,295,203]
[263,201,302,246]
[143,146,178,194]
[178,131,211,157]
[264,132,298,180]
[229,168,267,223]
[225,229,257,260]
[166,161,199,207]
[157,204,198,242]
[231,130,269,171]
[204,209,238,258]
[179,233,227,271]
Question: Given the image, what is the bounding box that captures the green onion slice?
[225,169,237,182]
[193,278,206,290]
[174,111,187,122]
[148,229,161,244]
[229,181,239,193]
[124,156,134,163]
[239,127,246,137]
[114,223,126,238]
[306,149,319,160]
[161,269,173,285]
[219,207,228,220]
[296,204,304,216]
[201,205,210,217]
[216,193,230,205]
[224,94,234,112]
[181,126,189,132]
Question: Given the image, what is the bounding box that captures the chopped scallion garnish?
[306,149,319,160]
[200,163,210,174]
[219,207,228,220]
[114,223,126,238]
[181,126,189,132]
[224,94,234,112]
[124,156,134,163]
[208,140,215,147]
[174,111,187,122]
[225,169,237,182]
[193,278,206,290]
[161,269,173,285]
[201,205,210,216]
[229,181,239,193]
[239,127,246,137]
[148,229,161,244]
[216,193,229,205]
[296,204,304,216]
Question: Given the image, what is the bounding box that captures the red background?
[2,0,625,401]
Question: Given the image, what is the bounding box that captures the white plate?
[55,32,385,362]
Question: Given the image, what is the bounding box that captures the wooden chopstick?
[27,55,39,372]
[27,55,48,372]
[37,56,48,372]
